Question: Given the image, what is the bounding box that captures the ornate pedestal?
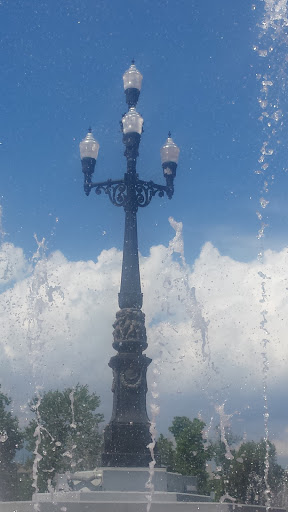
[102,308,152,467]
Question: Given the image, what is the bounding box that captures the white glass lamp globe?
[160,135,180,166]
[122,108,144,135]
[79,130,100,160]
[123,63,143,91]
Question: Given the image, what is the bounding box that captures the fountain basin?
[0,501,286,512]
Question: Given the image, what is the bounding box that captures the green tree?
[15,463,34,501]
[157,433,176,471]
[274,470,288,508]
[166,416,212,494]
[212,438,284,505]
[24,384,104,494]
[210,426,240,501]
[0,385,23,500]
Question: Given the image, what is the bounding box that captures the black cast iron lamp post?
[80,62,179,467]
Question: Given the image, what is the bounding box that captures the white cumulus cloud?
[0,224,287,460]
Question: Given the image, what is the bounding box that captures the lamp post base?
[102,306,153,468]
[102,420,153,468]
[101,450,152,468]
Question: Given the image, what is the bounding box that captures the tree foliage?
[170,417,212,493]
[212,435,284,505]
[211,426,240,500]
[158,416,212,494]
[24,384,104,493]
[0,385,23,500]
[159,419,285,504]
[157,433,175,471]
[273,470,288,509]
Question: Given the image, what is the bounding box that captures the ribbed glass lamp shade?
[160,135,180,164]
[79,131,100,160]
[123,63,143,91]
[122,108,143,135]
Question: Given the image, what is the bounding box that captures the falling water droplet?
[260,197,269,208]
[259,49,268,57]
[0,431,8,443]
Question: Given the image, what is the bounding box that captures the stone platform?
[0,468,285,512]
[31,467,211,510]
[53,467,199,494]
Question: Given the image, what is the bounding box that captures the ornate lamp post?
[80,62,179,467]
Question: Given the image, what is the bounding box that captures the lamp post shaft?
[119,207,142,309]
[119,136,142,310]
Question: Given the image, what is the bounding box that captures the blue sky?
[1,0,287,263]
[1,0,288,469]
